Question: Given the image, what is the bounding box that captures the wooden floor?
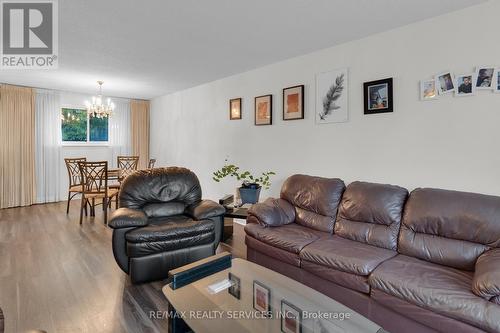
[0,201,246,333]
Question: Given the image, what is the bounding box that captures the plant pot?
[238,186,261,204]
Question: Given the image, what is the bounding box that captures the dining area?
[64,156,157,225]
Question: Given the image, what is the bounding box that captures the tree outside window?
[61,108,109,143]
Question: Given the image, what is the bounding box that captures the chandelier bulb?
[85,80,113,118]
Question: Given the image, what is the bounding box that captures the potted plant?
[213,164,275,204]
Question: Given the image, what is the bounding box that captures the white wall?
[150,1,500,201]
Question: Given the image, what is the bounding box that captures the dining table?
[107,168,120,180]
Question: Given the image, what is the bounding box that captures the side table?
[222,207,248,242]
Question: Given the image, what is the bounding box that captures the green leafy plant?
[213,164,276,190]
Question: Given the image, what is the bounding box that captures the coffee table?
[163,257,385,333]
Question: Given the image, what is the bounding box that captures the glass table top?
[163,258,383,333]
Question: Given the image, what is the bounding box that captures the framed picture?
[363,78,393,114]
[253,281,271,315]
[228,273,240,299]
[281,300,302,333]
[229,98,242,120]
[420,79,438,101]
[316,67,348,124]
[495,69,500,93]
[436,72,455,95]
[475,66,495,90]
[283,85,304,120]
[255,94,272,126]
[455,74,475,97]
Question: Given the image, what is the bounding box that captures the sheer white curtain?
[35,89,62,203]
[109,99,131,167]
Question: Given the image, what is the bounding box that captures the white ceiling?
[0,0,486,99]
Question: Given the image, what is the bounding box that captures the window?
[89,115,109,142]
[61,108,109,143]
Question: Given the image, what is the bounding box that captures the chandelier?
[85,81,114,118]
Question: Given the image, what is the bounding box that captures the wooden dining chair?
[108,156,139,208]
[78,161,119,225]
[64,157,87,214]
[117,155,140,181]
[148,158,156,169]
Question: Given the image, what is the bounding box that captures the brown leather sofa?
[245,174,500,333]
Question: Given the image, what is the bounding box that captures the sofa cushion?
[300,235,396,276]
[294,207,335,234]
[126,215,214,243]
[125,216,215,257]
[247,198,295,227]
[301,260,370,294]
[371,289,486,333]
[108,207,148,229]
[119,167,202,210]
[185,200,225,220]
[143,201,185,218]
[244,222,324,254]
[280,174,345,232]
[368,254,500,333]
[335,181,408,250]
[245,235,300,267]
[399,188,500,271]
[472,249,500,301]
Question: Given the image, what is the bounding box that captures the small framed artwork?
[281,300,302,333]
[228,272,240,299]
[253,281,271,315]
[420,79,438,101]
[316,67,349,124]
[495,69,500,93]
[455,74,475,97]
[475,66,495,90]
[255,94,272,126]
[436,72,455,95]
[283,85,304,120]
[229,98,242,120]
[363,78,393,114]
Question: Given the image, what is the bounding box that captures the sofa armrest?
[472,248,500,301]
[108,208,148,229]
[185,200,225,220]
[247,198,295,227]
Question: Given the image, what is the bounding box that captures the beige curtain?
[0,84,35,208]
[131,99,150,169]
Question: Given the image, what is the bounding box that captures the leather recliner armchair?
[108,167,225,284]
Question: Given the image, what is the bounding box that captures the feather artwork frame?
[316,68,349,124]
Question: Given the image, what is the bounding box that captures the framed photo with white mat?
[475,66,495,90]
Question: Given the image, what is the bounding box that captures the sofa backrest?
[399,188,500,271]
[335,181,408,251]
[119,167,202,210]
[280,174,345,233]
